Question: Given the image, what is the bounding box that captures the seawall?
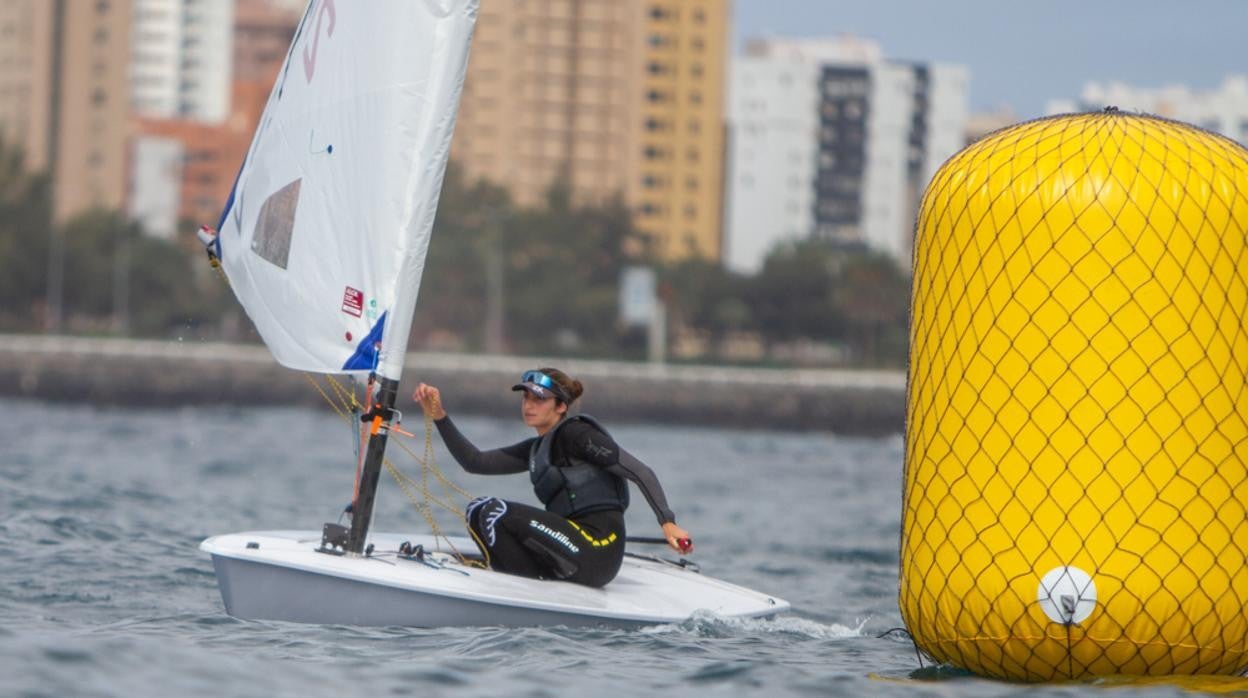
[0,335,906,434]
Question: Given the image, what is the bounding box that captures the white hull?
[201,531,789,628]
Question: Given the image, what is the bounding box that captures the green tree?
[131,231,224,336]
[57,210,210,336]
[0,137,52,330]
[411,162,913,367]
[660,257,753,343]
[748,239,848,342]
[416,165,510,349]
[834,252,911,365]
[418,167,652,357]
[503,189,650,356]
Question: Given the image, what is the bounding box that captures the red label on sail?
[341,286,364,317]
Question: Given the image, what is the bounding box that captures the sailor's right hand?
[414,383,446,420]
[662,521,693,555]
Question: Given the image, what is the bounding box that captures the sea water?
[0,399,1208,696]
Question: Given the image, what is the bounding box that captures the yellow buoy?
[900,111,1248,680]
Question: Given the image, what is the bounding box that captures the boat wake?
[641,610,865,640]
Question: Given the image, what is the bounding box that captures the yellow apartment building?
[632,0,727,261]
[453,0,644,208]
[452,0,728,262]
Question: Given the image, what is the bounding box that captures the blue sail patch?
[342,311,387,372]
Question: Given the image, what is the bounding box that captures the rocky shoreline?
[0,335,906,434]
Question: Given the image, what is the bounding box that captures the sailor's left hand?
[413,382,447,420]
[662,521,693,555]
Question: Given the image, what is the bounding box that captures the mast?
[345,375,399,555]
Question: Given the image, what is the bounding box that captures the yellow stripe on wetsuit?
[567,521,618,548]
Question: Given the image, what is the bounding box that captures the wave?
[641,610,866,640]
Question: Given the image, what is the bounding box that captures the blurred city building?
[453,1,642,208]
[131,0,233,122]
[634,1,728,261]
[452,0,728,262]
[130,81,272,237]
[232,0,302,83]
[3,1,732,259]
[0,0,134,223]
[1046,76,1248,146]
[723,36,968,273]
[129,0,297,237]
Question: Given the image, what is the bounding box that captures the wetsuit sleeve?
[434,415,531,475]
[608,448,677,526]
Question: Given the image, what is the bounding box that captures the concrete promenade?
[0,334,906,434]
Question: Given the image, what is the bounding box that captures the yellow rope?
[381,408,488,568]
[308,373,488,568]
[209,258,229,284]
[303,373,350,416]
[326,372,361,413]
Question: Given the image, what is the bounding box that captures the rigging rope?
[303,372,489,568]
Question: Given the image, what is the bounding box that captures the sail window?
[251,178,301,269]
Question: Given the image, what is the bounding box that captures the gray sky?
[733,0,1248,117]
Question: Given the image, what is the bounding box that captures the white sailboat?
[198,0,789,628]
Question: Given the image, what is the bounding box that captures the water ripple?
[2,400,1132,697]
[816,547,898,565]
[686,660,759,684]
[43,647,93,664]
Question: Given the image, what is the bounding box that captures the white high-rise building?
[131,0,234,122]
[723,43,826,275]
[1047,76,1248,146]
[129,136,184,238]
[724,37,968,273]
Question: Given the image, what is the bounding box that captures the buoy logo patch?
[1038,566,1097,625]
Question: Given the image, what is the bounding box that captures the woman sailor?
[414,368,692,587]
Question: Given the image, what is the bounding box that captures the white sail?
[214,0,477,379]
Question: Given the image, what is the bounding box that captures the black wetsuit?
[435,415,677,587]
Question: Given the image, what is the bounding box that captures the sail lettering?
[302,0,337,83]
